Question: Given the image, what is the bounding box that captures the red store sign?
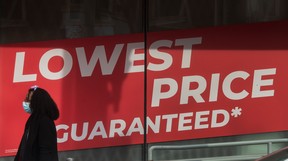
[1,21,288,156]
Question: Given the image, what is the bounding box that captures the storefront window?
[1,0,288,161]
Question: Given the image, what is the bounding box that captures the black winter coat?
[14,114,59,161]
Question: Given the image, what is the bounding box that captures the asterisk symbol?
[231,107,242,118]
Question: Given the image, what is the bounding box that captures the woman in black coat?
[14,86,59,161]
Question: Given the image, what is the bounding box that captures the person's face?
[24,91,34,103]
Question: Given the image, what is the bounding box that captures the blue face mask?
[22,102,32,114]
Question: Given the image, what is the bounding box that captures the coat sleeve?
[38,116,59,161]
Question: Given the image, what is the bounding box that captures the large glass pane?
[147,0,288,161]
[0,0,144,161]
